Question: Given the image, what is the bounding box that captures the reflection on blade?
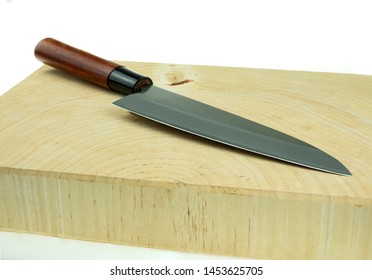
[113,86,351,176]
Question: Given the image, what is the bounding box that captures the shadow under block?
[0,62,371,259]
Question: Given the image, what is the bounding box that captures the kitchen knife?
[34,38,351,176]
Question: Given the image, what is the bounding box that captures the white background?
[0,0,371,259]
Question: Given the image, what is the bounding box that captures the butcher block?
[0,62,371,259]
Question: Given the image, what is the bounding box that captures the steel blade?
[113,86,351,176]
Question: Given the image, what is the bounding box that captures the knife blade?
[34,38,351,176]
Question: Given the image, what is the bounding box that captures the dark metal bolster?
[108,66,153,95]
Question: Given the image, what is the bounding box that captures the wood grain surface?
[0,62,371,259]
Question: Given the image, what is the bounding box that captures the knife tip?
[340,169,352,177]
[330,163,352,177]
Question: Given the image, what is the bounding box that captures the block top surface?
[0,62,371,201]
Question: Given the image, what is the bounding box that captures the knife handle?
[34,38,152,94]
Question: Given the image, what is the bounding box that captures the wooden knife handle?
[35,38,152,94]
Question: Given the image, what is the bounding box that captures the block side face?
[1,172,371,259]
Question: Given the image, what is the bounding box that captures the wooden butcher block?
[0,62,371,259]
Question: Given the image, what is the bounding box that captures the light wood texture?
[0,62,371,259]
